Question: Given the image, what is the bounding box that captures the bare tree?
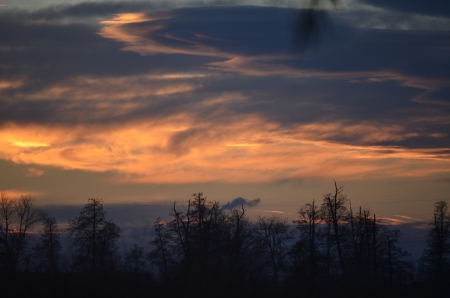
[379,228,412,285]
[0,192,41,273]
[322,182,348,275]
[221,205,249,268]
[218,205,261,286]
[420,201,450,281]
[33,215,62,274]
[256,216,293,284]
[294,199,321,283]
[68,198,121,273]
[149,218,173,281]
[164,193,220,264]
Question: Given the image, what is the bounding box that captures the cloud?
[26,167,45,177]
[263,210,284,214]
[1,105,449,184]
[220,197,261,211]
[359,0,450,18]
[0,5,449,184]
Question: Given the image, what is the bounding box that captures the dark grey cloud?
[220,197,261,211]
[359,0,450,18]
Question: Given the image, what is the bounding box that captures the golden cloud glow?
[0,80,23,89]
[1,116,449,184]
[1,189,43,199]
[10,141,51,148]
[100,13,156,25]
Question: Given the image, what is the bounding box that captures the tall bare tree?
[256,216,292,284]
[322,182,348,275]
[420,201,450,281]
[294,199,321,284]
[149,218,173,281]
[33,215,62,274]
[0,192,41,273]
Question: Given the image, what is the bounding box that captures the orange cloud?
[391,214,424,222]
[380,217,407,225]
[380,214,427,225]
[0,189,43,199]
[0,80,23,89]
[1,115,449,184]
[262,210,285,214]
[24,74,202,101]
[99,13,159,25]
[10,141,51,148]
[25,168,45,177]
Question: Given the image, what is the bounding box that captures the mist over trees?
[0,187,449,297]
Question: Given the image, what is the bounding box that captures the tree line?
[0,185,449,297]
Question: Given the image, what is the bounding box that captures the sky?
[1,0,449,232]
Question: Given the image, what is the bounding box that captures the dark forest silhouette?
[0,185,449,297]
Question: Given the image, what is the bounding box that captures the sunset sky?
[1,0,449,228]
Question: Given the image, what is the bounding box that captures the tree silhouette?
[125,244,147,274]
[68,198,121,273]
[420,201,450,282]
[149,217,173,281]
[33,215,62,274]
[321,182,348,275]
[292,199,321,288]
[0,192,41,274]
[256,215,292,284]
